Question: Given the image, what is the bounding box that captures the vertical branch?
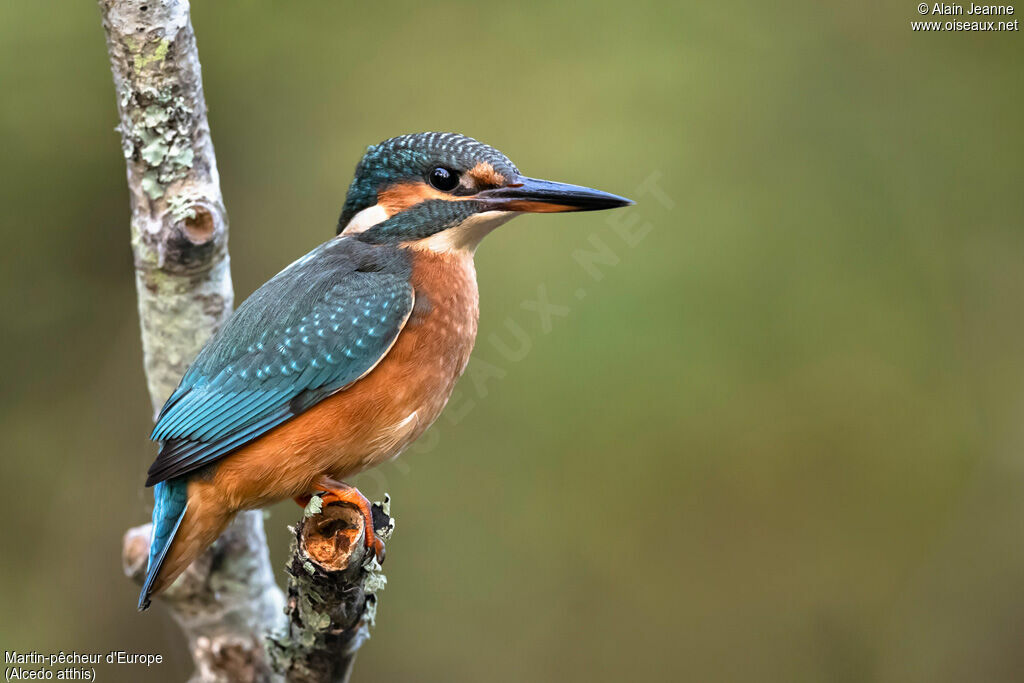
[100,2,392,680]
[98,1,286,680]
[99,0,229,406]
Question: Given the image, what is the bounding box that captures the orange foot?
[293,477,385,564]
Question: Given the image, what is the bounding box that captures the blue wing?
[145,237,414,486]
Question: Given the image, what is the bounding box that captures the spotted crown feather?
[338,132,519,231]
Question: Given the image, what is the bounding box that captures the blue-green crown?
[337,132,519,233]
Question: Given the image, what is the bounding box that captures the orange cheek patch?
[468,162,506,187]
[377,182,452,214]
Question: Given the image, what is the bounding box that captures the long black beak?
[476,176,633,213]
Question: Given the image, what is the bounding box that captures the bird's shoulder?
[182,237,412,386]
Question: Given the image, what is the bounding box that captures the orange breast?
[200,248,480,511]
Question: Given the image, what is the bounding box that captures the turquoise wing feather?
[145,238,414,486]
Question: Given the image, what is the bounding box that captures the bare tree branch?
[98,1,285,679]
[123,515,284,682]
[268,497,395,683]
[100,2,391,681]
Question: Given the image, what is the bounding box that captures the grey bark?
[99,0,285,680]
[268,497,395,683]
[100,2,390,681]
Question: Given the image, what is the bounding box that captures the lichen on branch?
[99,2,283,681]
[269,496,395,683]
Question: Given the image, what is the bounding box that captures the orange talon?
[305,477,385,564]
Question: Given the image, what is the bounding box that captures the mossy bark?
[101,3,390,681]
[268,497,395,683]
[99,1,284,680]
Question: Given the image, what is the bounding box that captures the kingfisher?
[138,132,632,610]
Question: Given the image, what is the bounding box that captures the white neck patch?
[340,204,390,235]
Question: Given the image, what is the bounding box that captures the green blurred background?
[2,1,1023,681]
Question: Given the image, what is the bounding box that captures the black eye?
[427,167,459,192]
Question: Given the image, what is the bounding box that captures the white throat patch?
[408,210,517,254]
[341,204,518,254]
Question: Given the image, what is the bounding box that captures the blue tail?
[138,478,189,611]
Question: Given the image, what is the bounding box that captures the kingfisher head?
[337,132,632,252]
